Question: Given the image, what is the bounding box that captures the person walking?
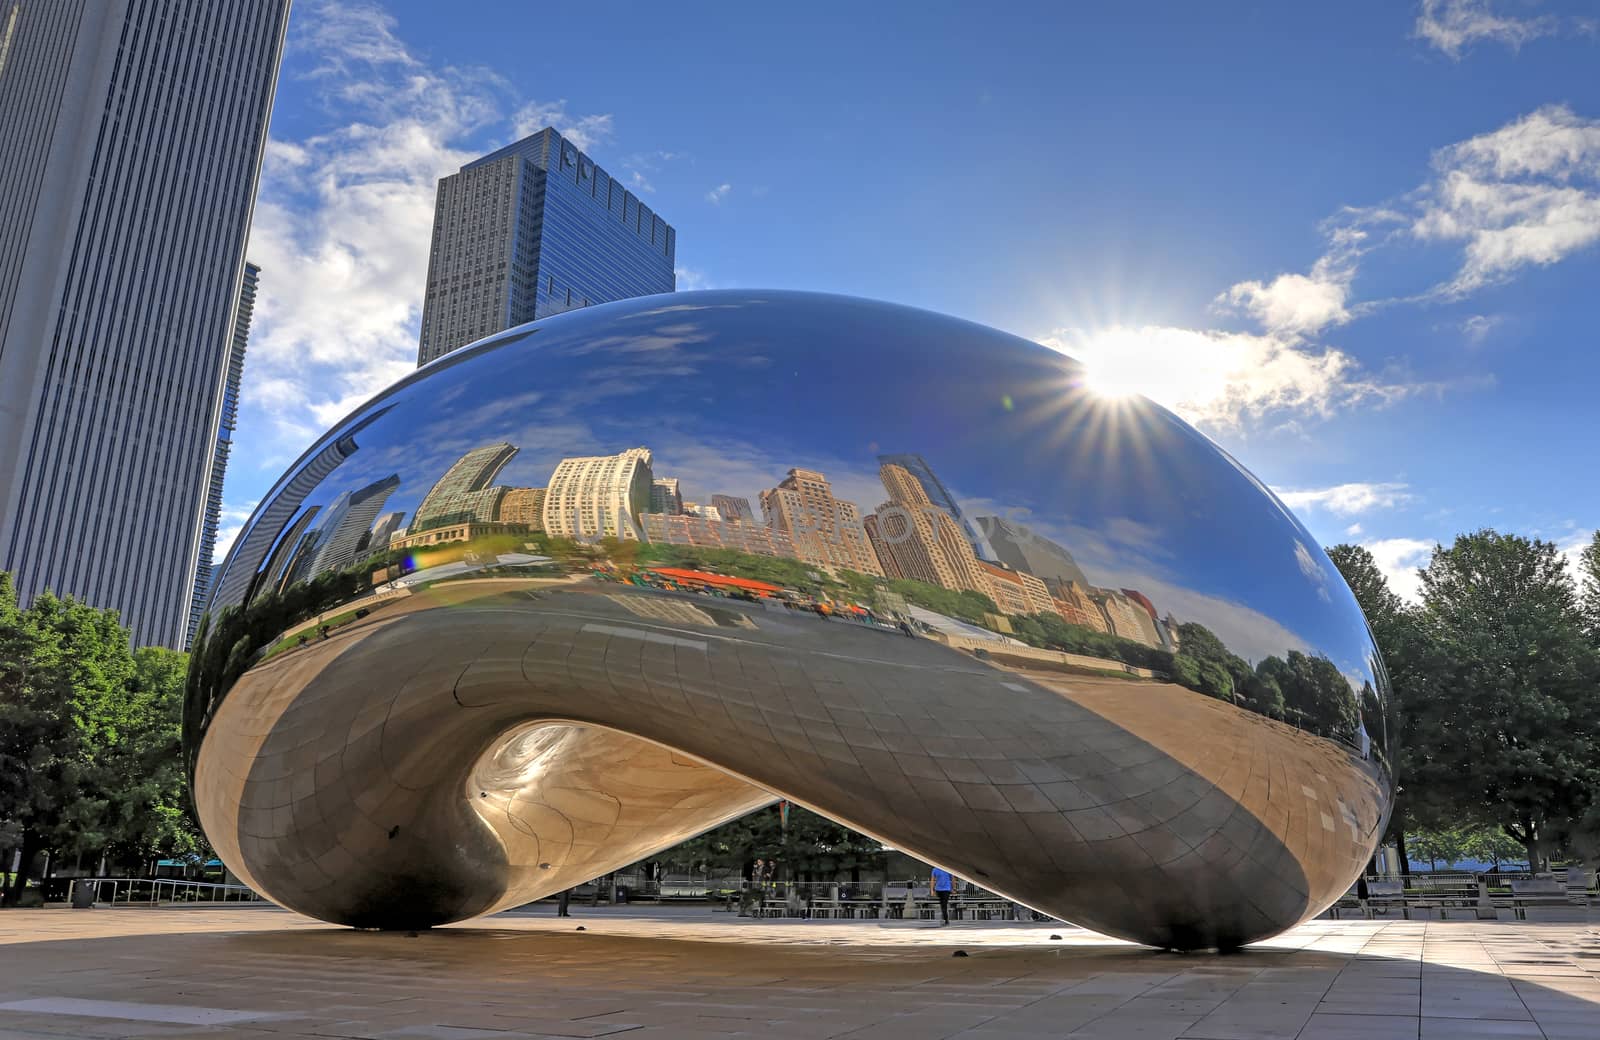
[557,887,571,917]
[930,867,955,926]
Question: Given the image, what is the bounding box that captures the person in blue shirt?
[929,867,955,926]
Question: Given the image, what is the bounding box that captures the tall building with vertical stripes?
[187,260,260,648]
[417,127,676,366]
[0,0,291,647]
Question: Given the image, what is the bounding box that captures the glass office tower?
[416,127,677,365]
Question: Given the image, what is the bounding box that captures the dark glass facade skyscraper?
[416,127,677,366]
[0,0,290,647]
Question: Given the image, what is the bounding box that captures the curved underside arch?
[195,579,1386,949]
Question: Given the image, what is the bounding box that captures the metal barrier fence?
[64,877,264,907]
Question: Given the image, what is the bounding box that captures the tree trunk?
[1522,816,1542,873]
[3,833,39,906]
[1394,829,1412,877]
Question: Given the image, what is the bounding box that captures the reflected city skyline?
[193,290,1391,950]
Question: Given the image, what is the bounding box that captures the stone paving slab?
[1,908,1598,1038]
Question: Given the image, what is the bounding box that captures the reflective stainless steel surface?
[189,290,1392,949]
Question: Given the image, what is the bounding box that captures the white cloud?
[1460,314,1502,343]
[1042,324,1412,431]
[1218,227,1366,337]
[1274,482,1413,517]
[674,267,716,291]
[1414,105,1600,295]
[1345,523,1364,537]
[1295,539,1334,602]
[1364,537,1435,603]
[1052,105,1598,429]
[239,1,622,473]
[1555,528,1596,584]
[510,99,614,152]
[706,183,732,204]
[628,170,654,193]
[1220,271,1350,337]
[1414,0,1558,58]
[210,502,258,564]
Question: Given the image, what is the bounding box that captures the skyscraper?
[649,477,683,515]
[710,495,755,523]
[187,261,260,647]
[979,514,1091,591]
[417,127,677,366]
[876,453,993,561]
[760,468,883,577]
[0,1,291,647]
[543,447,654,540]
[209,406,394,613]
[877,463,987,594]
[410,443,519,533]
[309,474,401,577]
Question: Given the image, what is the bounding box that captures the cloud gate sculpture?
[189,290,1392,950]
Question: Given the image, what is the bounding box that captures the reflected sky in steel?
[190,290,1392,950]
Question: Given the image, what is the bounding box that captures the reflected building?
[711,495,755,523]
[1122,588,1177,650]
[209,406,396,611]
[978,560,1055,617]
[369,512,407,553]
[390,521,529,552]
[878,463,986,593]
[1053,581,1110,633]
[497,488,546,529]
[862,514,903,580]
[260,506,320,598]
[309,475,401,576]
[760,468,883,577]
[411,443,518,532]
[641,513,797,557]
[417,127,676,365]
[1094,588,1162,647]
[877,453,993,561]
[650,477,683,515]
[980,515,1091,591]
[544,447,654,540]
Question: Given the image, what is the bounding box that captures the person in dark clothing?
[557,888,571,916]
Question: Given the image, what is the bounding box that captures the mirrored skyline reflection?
[196,289,1393,946]
[210,290,1386,752]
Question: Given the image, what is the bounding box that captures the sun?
[1073,328,1151,400]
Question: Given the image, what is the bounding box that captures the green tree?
[101,647,208,865]
[1327,543,1429,874]
[1460,825,1526,871]
[1408,825,1469,871]
[0,577,204,903]
[0,581,135,902]
[658,804,885,886]
[1414,530,1600,872]
[1578,530,1600,639]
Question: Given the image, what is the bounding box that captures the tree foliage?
[656,803,885,883]
[1409,530,1600,871]
[0,575,203,903]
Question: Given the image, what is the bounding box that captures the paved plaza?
[2,907,1599,1039]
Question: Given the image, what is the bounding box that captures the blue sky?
[227,0,1600,601]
